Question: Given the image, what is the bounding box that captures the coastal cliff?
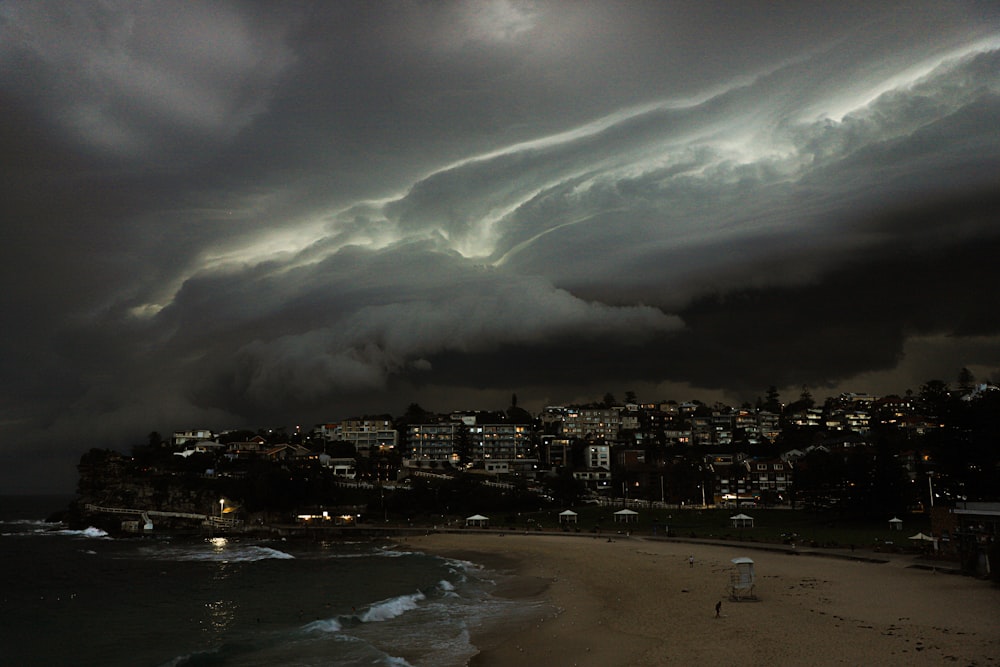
[69,448,230,532]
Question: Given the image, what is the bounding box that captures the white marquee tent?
[614,508,639,523]
[559,510,578,524]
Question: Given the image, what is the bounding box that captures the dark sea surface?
[0,496,541,666]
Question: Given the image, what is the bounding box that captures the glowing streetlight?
[219,498,225,518]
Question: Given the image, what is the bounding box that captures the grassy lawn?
[502,505,932,551]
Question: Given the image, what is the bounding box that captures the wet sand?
[405,532,1000,666]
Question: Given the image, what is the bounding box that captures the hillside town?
[92,380,995,506]
[55,378,1000,656]
[75,375,999,559]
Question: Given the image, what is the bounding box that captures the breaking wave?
[361,591,426,623]
[138,542,295,562]
[55,526,110,538]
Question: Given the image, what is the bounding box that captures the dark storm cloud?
[1,1,999,491]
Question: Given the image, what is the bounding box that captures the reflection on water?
[209,537,228,551]
[203,599,237,635]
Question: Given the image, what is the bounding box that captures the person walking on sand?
[688,555,694,567]
[715,600,722,618]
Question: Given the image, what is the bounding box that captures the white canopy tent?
[558,510,578,524]
[614,509,639,523]
[730,513,754,528]
[889,517,903,530]
[909,532,938,550]
[465,514,489,528]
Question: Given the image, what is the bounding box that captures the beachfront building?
[744,458,793,502]
[950,502,1000,577]
[706,453,750,505]
[573,468,612,492]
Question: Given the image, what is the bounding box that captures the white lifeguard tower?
[729,557,756,600]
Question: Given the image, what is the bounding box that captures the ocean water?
[0,496,544,666]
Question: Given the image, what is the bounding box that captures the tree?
[543,469,586,506]
[919,380,951,418]
[506,404,534,424]
[958,367,976,394]
[763,386,782,413]
[798,387,814,409]
[784,387,815,416]
[401,403,432,424]
[602,392,617,408]
[624,390,637,405]
[453,425,472,465]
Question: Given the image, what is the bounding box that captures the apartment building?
[338,418,398,457]
[560,407,621,441]
[408,423,459,461]
[473,423,532,460]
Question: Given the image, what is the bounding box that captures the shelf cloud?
[2,1,998,491]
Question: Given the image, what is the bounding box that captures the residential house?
[172,429,214,447]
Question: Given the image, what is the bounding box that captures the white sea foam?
[302,618,343,634]
[140,543,295,562]
[234,546,295,561]
[360,592,425,623]
[52,526,109,538]
[1,519,74,537]
[159,647,221,666]
[438,579,455,592]
[376,548,413,558]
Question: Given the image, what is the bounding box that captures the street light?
[219,498,225,518]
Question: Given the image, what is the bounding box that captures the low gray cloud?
[1,0,295,159]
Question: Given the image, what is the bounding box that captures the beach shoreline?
[404,532,1000,666]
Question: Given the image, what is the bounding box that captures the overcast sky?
[3,1,999,492]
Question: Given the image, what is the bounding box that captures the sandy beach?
[403,532,999,666]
